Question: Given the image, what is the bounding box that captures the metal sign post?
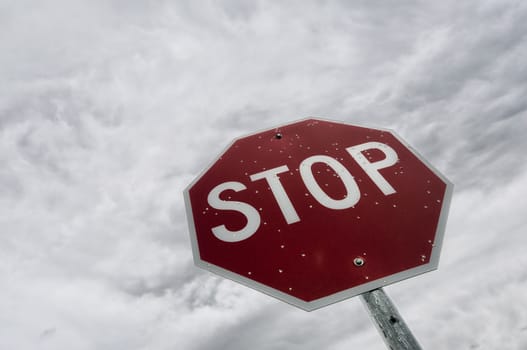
[361,288,422,350]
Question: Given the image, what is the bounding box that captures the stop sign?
[184,118,453,311]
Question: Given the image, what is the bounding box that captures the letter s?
[207,182,261,242]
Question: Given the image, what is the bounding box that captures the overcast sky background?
[1,1,527,349]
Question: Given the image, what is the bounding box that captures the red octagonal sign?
[184,118,453,311]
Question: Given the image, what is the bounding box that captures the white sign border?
[183,117,454,311]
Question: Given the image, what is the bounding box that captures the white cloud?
[1,0,527,349]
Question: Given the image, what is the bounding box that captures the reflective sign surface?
[185,118,453,311]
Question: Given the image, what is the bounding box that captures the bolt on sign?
[184,118,453,311]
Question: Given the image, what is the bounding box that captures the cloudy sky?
[1,1,527,349]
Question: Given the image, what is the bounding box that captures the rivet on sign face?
[353,257,365,267]
[275,133,282,139]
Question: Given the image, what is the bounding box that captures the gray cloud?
[1,1,527,349]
